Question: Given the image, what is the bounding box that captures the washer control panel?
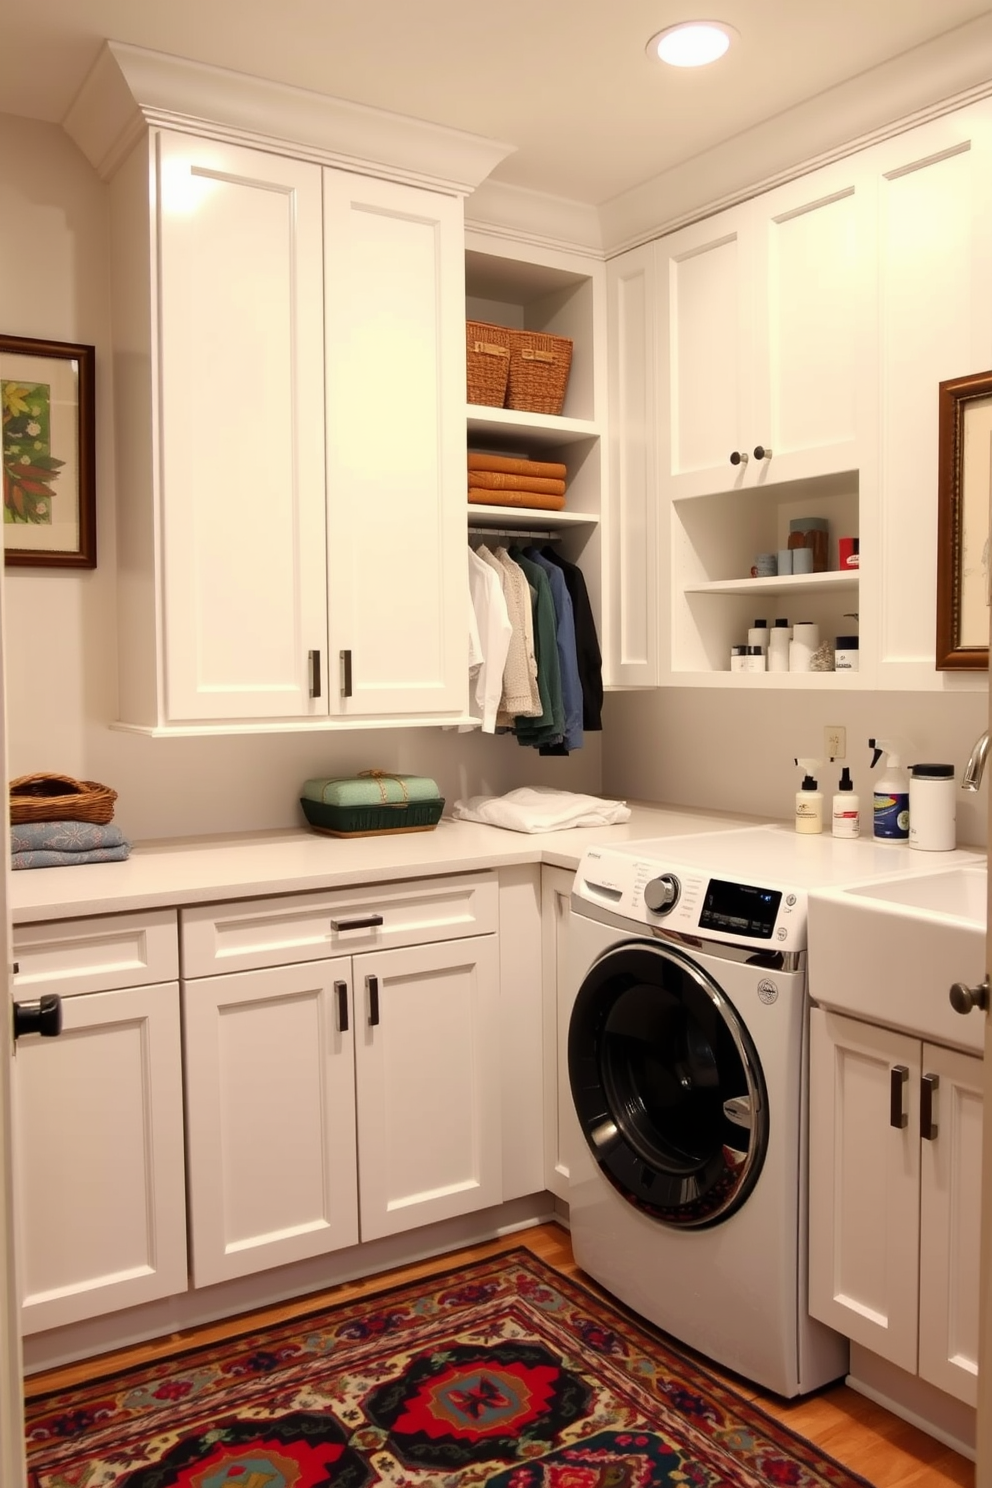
[575,846,807,951]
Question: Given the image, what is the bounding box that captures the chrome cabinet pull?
[335,980,349,1033]
[921,1072,939,1141]
[330,915,383,933]
[889,1064,909,1129]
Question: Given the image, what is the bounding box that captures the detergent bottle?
[868,737,913,842]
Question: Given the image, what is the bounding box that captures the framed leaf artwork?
[1,334,96,568]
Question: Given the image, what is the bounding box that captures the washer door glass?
[568,939,769,1228]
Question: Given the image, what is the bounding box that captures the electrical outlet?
[825,725,846,762]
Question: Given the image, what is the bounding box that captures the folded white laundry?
[452,786,631,834]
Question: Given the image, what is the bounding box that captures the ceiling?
[0,0,990,206]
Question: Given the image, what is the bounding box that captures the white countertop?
[8,801,766,923]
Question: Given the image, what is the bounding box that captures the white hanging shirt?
[465,545,512,733]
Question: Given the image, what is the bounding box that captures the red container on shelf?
[838,536,859,570]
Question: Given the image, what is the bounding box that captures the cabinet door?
[750,160,873,486]
[14,983,187,1333]
[868,101,992,687]
[183,960,358,1286]
[657,204,753,501]
[156,132,328,722]
[540,866,575,1201]
[918,1041,983,1406]
[605,244,660,685]
[808,1008,920,1372]
[354,936,501,1239]
[323,169,467,719]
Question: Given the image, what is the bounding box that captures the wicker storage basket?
[506,329,573,415]
[10,773,118,825]
[466,320,512,407]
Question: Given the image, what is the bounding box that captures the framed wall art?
[1,334,96,569]
[935,368,992,670]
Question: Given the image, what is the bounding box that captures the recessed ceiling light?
[646,21,736,67]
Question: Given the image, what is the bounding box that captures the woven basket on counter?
[506,329,573,415]
[10,773,118,825]
[466,320,512,407]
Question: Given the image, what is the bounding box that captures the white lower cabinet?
[353,937,502,1241]
[540,866,577,1201]
[809,1008,982,1407]
[181,874,502,1286]
[183,959,360,1288]
[11,913,188,1334]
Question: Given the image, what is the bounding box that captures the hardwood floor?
[25,1221,974,1488]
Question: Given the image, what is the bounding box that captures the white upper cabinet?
[645,99,992,690]
[865,99,992,688]
[148,134,328,725]
[658,203,751,502]
[110,134,469,731]
[658,159,872,502]
[68,44,515,734]
[748,168,871,487]
[323,170,467,718]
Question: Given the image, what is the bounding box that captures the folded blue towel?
[11,821,127,854]
[12,844,131,870]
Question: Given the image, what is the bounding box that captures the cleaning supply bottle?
[868,737,913,842]
[831,767,860,838]
[794,758,823,834]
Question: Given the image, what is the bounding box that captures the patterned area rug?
[25,1247,870,1488]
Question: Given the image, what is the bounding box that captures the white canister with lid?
[834,634,859,671]
[747,619,769,655]
[789,621,819,673]
[767,620,791,673]
[908,763,956,851]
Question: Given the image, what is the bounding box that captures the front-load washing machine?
[565,826,856,1398]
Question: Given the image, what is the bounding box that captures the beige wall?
[604,687,989,848]
[0,113,602,841]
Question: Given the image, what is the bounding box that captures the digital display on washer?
[699,878,782,939]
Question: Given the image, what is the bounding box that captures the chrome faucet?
[962,729,989,791]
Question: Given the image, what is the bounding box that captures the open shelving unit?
[464,232,606,621]
[670,469,862,684]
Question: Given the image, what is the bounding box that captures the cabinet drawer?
[181,872,498,978]
[12,910,179,997]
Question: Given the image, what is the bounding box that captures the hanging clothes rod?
[467,526,562,543]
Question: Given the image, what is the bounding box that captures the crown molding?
[600,11,992,255]
[62,40,515,194]
[465,178,603,256]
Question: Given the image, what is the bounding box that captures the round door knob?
[729,450,749,466]
[949,977,989,1015]
[753,445,773,461]
[644,874,680,914]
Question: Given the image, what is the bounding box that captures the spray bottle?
[868,737,914,842]
[794,758,823,834]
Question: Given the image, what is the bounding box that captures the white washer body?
[565,826,869,1398]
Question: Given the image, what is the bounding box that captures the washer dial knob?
[644,874,680,914]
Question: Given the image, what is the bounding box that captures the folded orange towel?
[468,486,566,511]
[467,471,566,496]
[468,452,567,480]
